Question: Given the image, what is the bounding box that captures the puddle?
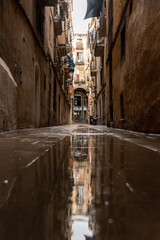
[0,130,160,239]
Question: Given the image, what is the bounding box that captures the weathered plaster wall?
[124,0,160,132]
[0,0,48,129]
[0,0,70,130]
[0,58,17,131]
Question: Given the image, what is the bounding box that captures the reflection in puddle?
[0,130,160,240]
[69,134,94,239]
[71,215,93,240]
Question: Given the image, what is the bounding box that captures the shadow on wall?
[0,57,17,131]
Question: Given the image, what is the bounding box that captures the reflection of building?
[71,135,91,214]
[73,135,88,161]
[68,135,94,239]
[72,161,92,215]
[0,136,71,239]
[72,34,90,122]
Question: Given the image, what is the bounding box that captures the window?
[100,57,104,83]
[74,96,81,106]
[99,99,101,119]
[100,67,104,83]
[77,52,83,62]
[102,91,105,120]
[108,0,113,52]
[76,69,79,81]
[44,74,46,90]
[120,23,126,63]
[129,0,133,15]
[36,0,44,39]
[49,15,52,42]
[120,92,124,119]
[54,4,60,16]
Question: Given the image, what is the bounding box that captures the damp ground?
[0,124,160,239]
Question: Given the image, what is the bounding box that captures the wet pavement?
[0,124,160,240]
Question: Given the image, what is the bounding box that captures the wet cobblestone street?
[0,124,160,240]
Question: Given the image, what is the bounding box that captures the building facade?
[0,0,73,132]
[105,0,160,133]
[88,0,160,132]
[72,34,90,122]
[88,4,107,125]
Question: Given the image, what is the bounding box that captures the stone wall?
[106,0,160,133]
[0,0,70,131]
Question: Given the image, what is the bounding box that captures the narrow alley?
[0,124,160,239]
[0,0,160,239]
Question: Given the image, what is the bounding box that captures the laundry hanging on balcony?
[84,0,103,19]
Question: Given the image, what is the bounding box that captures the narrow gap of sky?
[72,0,91,34]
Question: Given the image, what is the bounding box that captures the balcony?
[66,43,72,54]
[60,0,68,18]
[99,1,106,37]
[90,62,97,77]
[43,0,58,6]
[75,58,84,65]
[74,77,86,84]
[58,44,67,56]
[53,4,62,35]
[90,67,97,77]
[64,66,70,79]
[54,47,61,66]
[90,61,97,77]
[58,31,67,56]
[94,28,104,57]
[80,78,86,84]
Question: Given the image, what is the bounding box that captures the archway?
[73,88,88,123]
